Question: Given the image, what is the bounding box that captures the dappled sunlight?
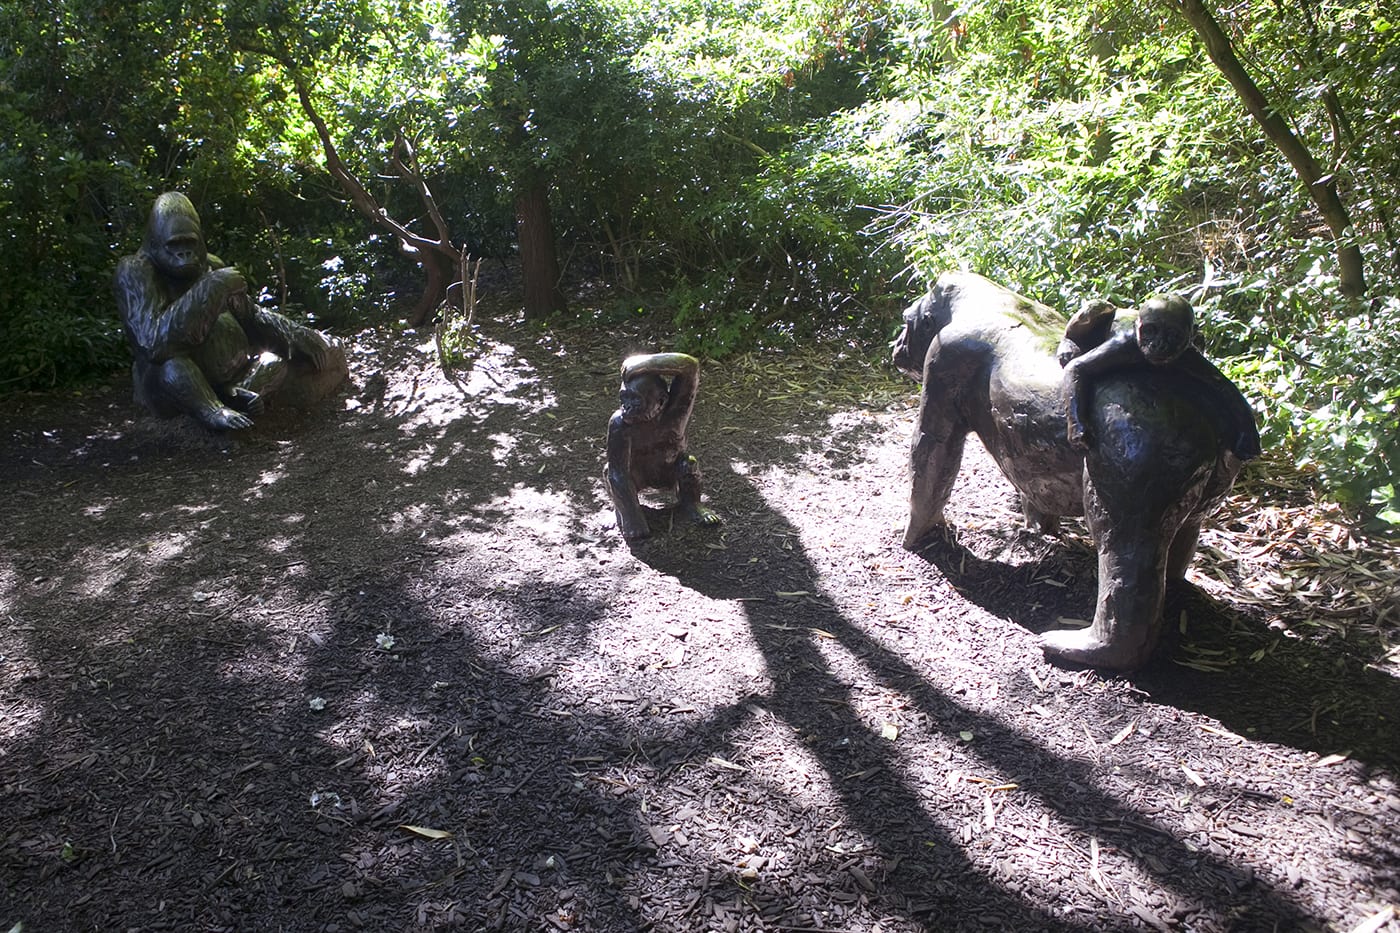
[6,321,1396,933]
[378,338,560,435]
[255,468,288,487]
[60,530,204,599]
[480,483,589,547]
[489,430,518,465]
[65,545,137,599]
[135,530,193,563]
[171,501,221,518]
[0,562,17,613]
[0,693,45,751]
[378,502,439,536]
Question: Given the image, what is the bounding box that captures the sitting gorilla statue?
[892,271,1258,671]
[113,192,346,430]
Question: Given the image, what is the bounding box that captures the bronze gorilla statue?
[605,352,722,540]
[114,192,346,430]
[892,272,1259,671]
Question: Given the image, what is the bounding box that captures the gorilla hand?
[291,327,335,370]
[228,387,264,415]
[210,267,248,299]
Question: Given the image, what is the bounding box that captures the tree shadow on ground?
[637,463,1322,932]
[2,319,1393,931]
[911,520,1400,775]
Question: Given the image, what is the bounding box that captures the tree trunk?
[1166,0,1366,297]
[515,182,567,320]
[406,249,454,328]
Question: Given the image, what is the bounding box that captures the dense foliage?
[1,0,1397,524]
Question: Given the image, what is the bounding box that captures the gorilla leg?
[1042,432,1213,670]
[676,454,720,527]
[149,356,253,431]
[1041,480,1171,671]
[903,396,970,549]
[1165,518,1203,581]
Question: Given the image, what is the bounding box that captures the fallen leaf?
[1349,905,1396,933]
[398,824,454,840]
[1108,720,1136,746]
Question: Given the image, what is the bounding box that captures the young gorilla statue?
[114,192,340,431]
[605,352,722,540]
[1061,294,1261,461]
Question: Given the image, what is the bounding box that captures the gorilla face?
[619,373,668,424]
[144,192,208,281]
[891,292,942,378]
[1136,295,1194,365]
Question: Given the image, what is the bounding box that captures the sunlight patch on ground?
[311,700,449,799]
[726,710,840,804]
[489,431,518,465]
[144,531,193,563]
[482,484,585,546]
[65,546,135,598]
[0,562,17,613]
[379,503,436,535]
[261,535,294,555]
[0,694,45,750]
[171,501,219,518]
[256,468,287,487]
[385,338,557,433]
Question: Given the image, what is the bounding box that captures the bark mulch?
[2,310,1397,932]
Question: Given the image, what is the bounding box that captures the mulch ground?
[2,304,1398,932]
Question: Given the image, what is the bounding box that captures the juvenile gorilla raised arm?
[605,352,721,540]
[113,192,338,431]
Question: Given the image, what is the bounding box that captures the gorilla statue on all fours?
[113,192,346,431]
[891,271,1260,671]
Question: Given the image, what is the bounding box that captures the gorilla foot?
[199,406,255,432]
[1040,627,1152,672]
[902,515,948,551]
[684,504,722,528]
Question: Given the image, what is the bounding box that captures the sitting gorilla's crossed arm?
[114,192,337,431]
[605,352,721,540]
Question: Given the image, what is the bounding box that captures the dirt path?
[2,314,1397,932]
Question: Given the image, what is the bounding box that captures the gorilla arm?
[1062,332,1143,449]
[621,352,700,431]
[1171,350,1262,461]
[114,256,246,363]
[605,410,651,540]
[1056,299,1118,367]
[229,297,335,370]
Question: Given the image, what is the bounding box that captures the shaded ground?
[2,305,1398,932]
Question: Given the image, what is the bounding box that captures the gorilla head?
[618,372,669,424]
[143,192,208,282]
[1136,294,1195,365]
